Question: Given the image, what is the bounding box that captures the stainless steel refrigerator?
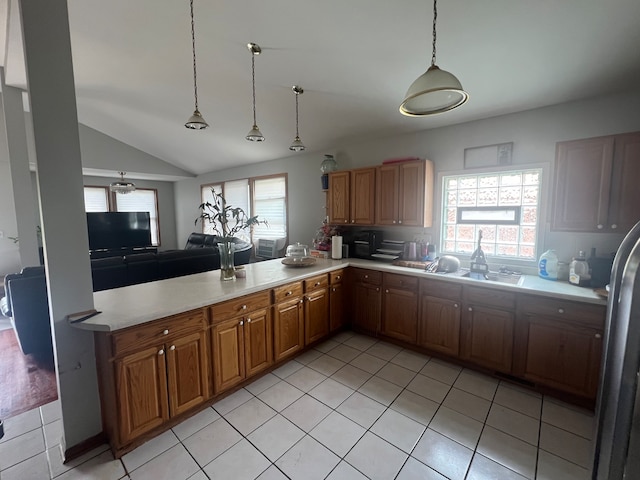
[593,220,640,479]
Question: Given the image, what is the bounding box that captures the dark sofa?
[1,234,252,356]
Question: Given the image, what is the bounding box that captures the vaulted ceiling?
[2,0,640,175]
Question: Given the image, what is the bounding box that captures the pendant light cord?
[295,92,300,137]
[431,0,437,67]
[251,53,257,125]
[190,0,199,112]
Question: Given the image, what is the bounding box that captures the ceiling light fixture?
[245,43,265,142]
[185,0,208,130]
[110,172,136,195]
[399,0,468,116]
[289,85,305,152]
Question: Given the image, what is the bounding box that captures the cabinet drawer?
[518,294,605,327]
[351,268,382,285]
[273,282,303,303]
[330,269,345,285]
[112,309,206,357]
[384,273,418,291]
[210,291,271,323]
[304,274,329,292]
[464,286,516,310]
[420,279,462,300]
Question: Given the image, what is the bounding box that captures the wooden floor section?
[0,328,58,419]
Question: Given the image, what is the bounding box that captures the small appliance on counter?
[351,230,383,259]
[371,239,404,261]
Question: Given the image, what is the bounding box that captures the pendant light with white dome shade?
[400,0,468,116]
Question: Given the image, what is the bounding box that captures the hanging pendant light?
[185,0,208,129]
[245,43,265,141]
[289,85,305,152]
[400,0,468,116]
[110,172,136,195]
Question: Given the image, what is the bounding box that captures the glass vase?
[219,238,236,281]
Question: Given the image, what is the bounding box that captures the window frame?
[200,173,289,245]
[113,187,161,247]
[437,163,549,267]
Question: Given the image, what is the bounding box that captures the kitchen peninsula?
[75,258,606,457]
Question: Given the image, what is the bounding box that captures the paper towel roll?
[332,235,343,259]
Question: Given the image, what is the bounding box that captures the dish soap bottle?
[538,249,558,280]
[569,250,591,287]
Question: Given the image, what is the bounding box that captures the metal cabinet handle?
[239,320,244,326]
[332,288,336,292]
[158,349,164,355]
[247,318,252,323]
[468,307,473,312]
[344,220,348,223]
[558,308,565,314]
[392,220,396,224]
[364,274,369,279]
[351,220,355,223]
[163,329,169,335]
[385,289,389,293]
[241,304,247,310]
[454,303,459,308]
[376,287,380,292]
[336,276,341,280]
[611,224,618,229]
[595,333,602,339]
[398,220,402,224]
[299,298,304,304]
[170,345,175,351]
[314,282,321,287]
[597,224,604,229]
[285,291,292,296]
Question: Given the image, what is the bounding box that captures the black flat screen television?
[86,212,152,251]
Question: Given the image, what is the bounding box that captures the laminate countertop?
[73,257,607,332]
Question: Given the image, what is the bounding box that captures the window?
[83,186,161,246]
[441,168,542,260]
[201,174,288,243]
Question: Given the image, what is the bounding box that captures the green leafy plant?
[195,188,267,238]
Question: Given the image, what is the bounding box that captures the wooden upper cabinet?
[376,160,434,227]
[350,167,376,225]
[328,171,350,224]
[552,132,640,232]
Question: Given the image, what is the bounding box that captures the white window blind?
[201,184,222,236]
[253,176,287,240]
[115,189,160,246]
[83,187,109,212]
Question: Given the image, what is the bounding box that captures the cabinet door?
[212,317,245,394]
[244,308,273,378]
[329,283,345,332]
[381,286,418,344]
[515,314,603,398]
[115,345,169,445]
[418,295,461,356]
[351,168,376,225]
[273,297,304,362]
[398,160,427,227]
[353,282,382,335]
[608,132,640,232]
[375,164,399,225]
[328,171,350,224]
[166,331,210,417]
[305,288,329,345]
[461,305,514,373]
[552,136,615,231]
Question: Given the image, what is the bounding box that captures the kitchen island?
[76,257,606,457]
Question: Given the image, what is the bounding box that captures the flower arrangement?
[195,188,267,238]
[313,219,341,251]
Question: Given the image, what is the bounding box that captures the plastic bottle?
[538,249,559,280]
[569,250,591,287]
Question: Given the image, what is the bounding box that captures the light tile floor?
[0,331,595,479]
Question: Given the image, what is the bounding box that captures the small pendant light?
[400,0,468,116]
[110,172,136,195]
[289,85,305,152]
[185,0,208,129]
[245,43,265,141]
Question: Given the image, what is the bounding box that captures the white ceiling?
[4,0,640,176]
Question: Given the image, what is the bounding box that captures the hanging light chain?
[251,53,257,125]
[295,91,300,137]
[431,0,438,67]
[190,0,201,112]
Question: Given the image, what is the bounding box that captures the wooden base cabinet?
[418,280,462,356]
[329,270,345,332]
[460,286,515,374]
[273,282,305,362]
[351,269,382,335]
[304,274,330,345]
[514,295,605,399]
[381,273,418,344]
[97,309,209,449]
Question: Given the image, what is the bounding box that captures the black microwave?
[351,230,383,258]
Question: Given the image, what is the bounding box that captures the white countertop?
[75,257,606,332]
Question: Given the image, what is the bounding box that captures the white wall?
[175,89,640,267]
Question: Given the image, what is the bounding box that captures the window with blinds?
[200,174,287,244]
[83,186,110,212]
[114,189,160,246]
